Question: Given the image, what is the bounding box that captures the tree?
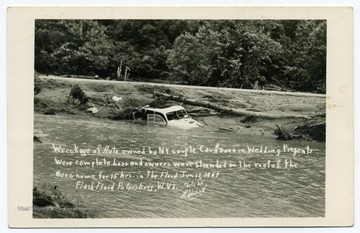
[283,21,326,92]
[167,32,211,85]
[105,20,200,80]
[168,21,283,88]
[35,20,69,73]
[35,20,112,76]
[35,19,326,93]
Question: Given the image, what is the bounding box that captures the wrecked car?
[133,105,202,129]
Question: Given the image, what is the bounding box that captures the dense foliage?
[35,19,326,93]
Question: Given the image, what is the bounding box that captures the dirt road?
[39,75,326,98]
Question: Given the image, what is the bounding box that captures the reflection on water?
[34,114,325,218]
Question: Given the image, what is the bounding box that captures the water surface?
[34,114,325,218]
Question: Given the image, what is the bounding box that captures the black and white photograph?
[6,5,355,228]
[32,19,326,218]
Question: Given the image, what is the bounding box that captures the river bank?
[33,74,327,218]
[34,74,326,141]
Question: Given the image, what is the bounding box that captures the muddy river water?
[34,114,325,218]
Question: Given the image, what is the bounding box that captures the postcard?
[7,6,354,228]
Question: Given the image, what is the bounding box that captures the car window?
[166,112,178,121]
[176,110,187,118]
[147,114,166,126]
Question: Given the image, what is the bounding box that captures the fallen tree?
[153,91,316,119]
[67,84,99,113]
[274,124,303,140]
[295,121,326,141]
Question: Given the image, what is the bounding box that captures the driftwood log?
[153,91,313,119]
[274,124,303,140]
[295,121,326,141]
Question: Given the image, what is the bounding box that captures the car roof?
[144,105,186,115]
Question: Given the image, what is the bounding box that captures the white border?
[1,1,359,233]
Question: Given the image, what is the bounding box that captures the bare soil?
[34,75,326,141]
